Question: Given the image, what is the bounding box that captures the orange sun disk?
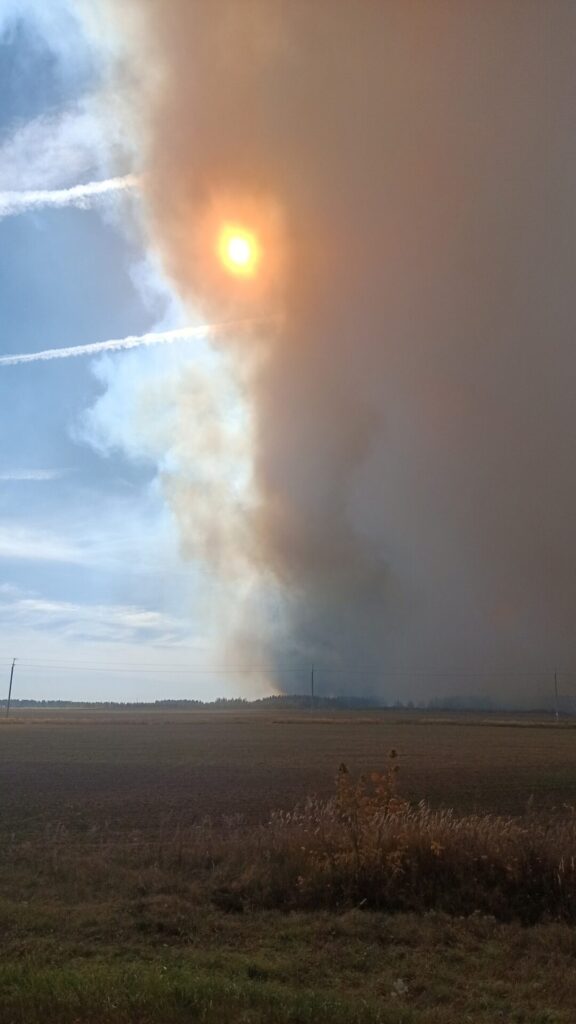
[218,225,261,277]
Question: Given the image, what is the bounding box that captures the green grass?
[0,961,393,1024]
[0,906,575,1023]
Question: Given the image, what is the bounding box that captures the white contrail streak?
[0,319,273,367]
[0,174,139,219]
[0,469,68,481]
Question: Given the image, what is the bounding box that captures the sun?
[218,224,261,277]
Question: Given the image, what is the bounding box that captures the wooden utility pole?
[5,658,16,718]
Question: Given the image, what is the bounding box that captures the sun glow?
[218,225,261,277]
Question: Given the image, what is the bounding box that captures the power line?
[3,661,575,677]
[2,655,576,682]
[8,663,305,674]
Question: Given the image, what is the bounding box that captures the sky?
[2,2,576,709]
[0,0,253,702]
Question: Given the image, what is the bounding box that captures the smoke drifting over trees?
[87,2,576,703]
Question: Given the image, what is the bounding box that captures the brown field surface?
[1,708,574,832]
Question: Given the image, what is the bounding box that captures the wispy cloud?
[0,0,89,76]
[0,103,120,192]
[0,585,188,645]
[0,514,191,575]
[0,318,273,367]
[0,469,69,482]
[0,524,87,564]
[0,174,138,220]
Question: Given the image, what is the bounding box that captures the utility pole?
[554,668,560,723]
[5,658,16,718]
[310,664,315,711]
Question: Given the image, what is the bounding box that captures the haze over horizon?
[2,1,576,708]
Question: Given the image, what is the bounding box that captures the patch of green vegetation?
[0,909,575,1024]
[0,961,401,1024]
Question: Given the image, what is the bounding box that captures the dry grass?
[3,753,576,924]
[245,759,576,921]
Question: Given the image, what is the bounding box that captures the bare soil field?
[0,708,574,833]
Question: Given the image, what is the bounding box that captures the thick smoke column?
[90,2,576,702]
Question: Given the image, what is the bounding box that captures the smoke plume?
[87,2,576,703]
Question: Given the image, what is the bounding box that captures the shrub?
[224,754,576,921]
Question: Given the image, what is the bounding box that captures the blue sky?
[0,1,248,701]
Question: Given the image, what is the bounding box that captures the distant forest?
[1,693,566,711]
[2,694,377,710]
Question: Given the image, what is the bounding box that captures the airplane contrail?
[0,469,69,481]
[0,319,275,367]
[0,174,139,219]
